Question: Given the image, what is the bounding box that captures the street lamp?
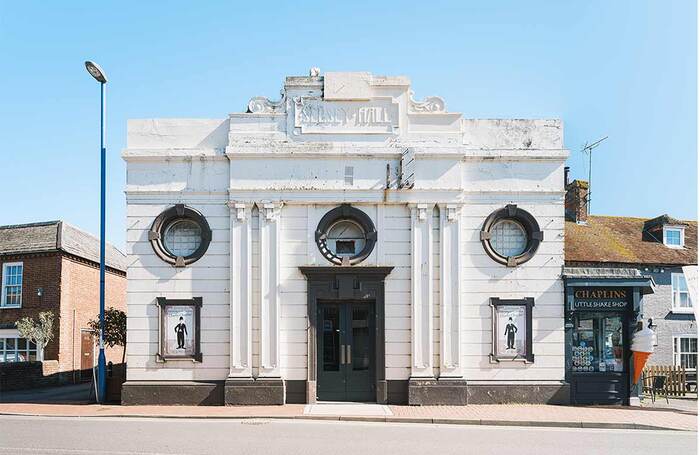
[84,60,108,404]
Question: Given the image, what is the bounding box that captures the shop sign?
[572,288,629,311]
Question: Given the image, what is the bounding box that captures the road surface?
[0,415,695,455]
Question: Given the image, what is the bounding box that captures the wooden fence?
[643,365,689,397]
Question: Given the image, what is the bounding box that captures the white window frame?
[0,329,38,363]
[1,262,23,309]
[671,272,693,313]
[663,225,685,248]
[673,335,698,372]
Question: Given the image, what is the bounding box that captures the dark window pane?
[352,305,370,371]
[322,306,340,372]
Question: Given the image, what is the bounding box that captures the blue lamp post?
[84,60,108,404]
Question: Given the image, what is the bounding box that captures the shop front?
[564,269,655,405]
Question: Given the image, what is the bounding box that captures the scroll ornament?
[408,90,446,113]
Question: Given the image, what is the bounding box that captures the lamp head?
[85,61,107,83]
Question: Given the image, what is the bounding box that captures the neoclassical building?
[122,70,569,405]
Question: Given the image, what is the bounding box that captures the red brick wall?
[60,256,127,377]
[0,254,62,361]
[0,252,126,382]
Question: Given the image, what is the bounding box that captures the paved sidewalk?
[0,402,696,431]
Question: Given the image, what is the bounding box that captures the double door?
[317,301,375,402]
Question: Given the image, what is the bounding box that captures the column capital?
[259,201,283,221]
[227,201,252,221]
[437,203,462,223]
[408,203,434,222]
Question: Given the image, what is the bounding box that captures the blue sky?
[0,1,696,250]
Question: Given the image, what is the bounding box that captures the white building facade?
[122,70,570,405]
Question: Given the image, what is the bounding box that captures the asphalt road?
[0,415,695,455]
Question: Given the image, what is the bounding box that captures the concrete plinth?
[224,378,285,405]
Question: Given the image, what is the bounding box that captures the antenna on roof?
[581,136,608,216]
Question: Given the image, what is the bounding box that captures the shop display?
[631,326,656,382]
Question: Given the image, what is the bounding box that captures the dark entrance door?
[317,301,375,402]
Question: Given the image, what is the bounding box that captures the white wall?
[123,71,568,387]
[125,199,230,381]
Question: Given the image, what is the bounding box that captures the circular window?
[326,220,367,258]
[480,205,542,267]
[316,204,377,265]
[490,219,527,257]
[149,204,211,267]
[163,220,202,257]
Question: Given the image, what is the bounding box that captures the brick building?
[0,221,127,383]
[565,180,697,378]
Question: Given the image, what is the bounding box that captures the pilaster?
[439,204,463,377]
[409,203,434,378]
[259,202,283,378]
[228,202,252,377]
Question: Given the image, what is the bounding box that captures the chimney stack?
[565,180,589,223]
[564,166,570,186]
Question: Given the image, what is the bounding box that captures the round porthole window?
[316,204,377,265]
[480,204,542,267]
[163,220,202,257]
[490,219,528,257]
[149,204,211,267]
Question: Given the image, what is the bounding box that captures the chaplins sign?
[572,288,630,311]
[294,98,399,134]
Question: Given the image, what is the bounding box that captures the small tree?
[16,311,55,361]
[88,307,127,363]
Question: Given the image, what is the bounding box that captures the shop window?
[316,204,377,265]
[1,262,23,308]
[673,336,698,371]
[480,205,543,267]
[663,226,684,248]
[571,313,624,373]
[149,205,212,267]
[0,337,38,362]
[671,273,692,313]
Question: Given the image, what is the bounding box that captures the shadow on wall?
[0,361,126,404]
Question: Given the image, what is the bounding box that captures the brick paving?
[0,402,696,431]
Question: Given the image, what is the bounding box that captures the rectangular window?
[673,336,698,371]
[0,337,37,362]
[1,262,23,308]
[664,227,684,247]
[344,166,354,186]
[672,273,692,312]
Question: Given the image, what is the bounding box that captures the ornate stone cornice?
[247,91,287,114]
[408,90,446,113]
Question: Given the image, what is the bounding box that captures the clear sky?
[0,1,696,250]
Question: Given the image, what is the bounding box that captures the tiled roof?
[565,215,698,266]
[0,221,126,272]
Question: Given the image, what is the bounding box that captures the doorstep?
[304,403,393,416]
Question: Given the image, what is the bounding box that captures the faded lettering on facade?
[293,98,398,134]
